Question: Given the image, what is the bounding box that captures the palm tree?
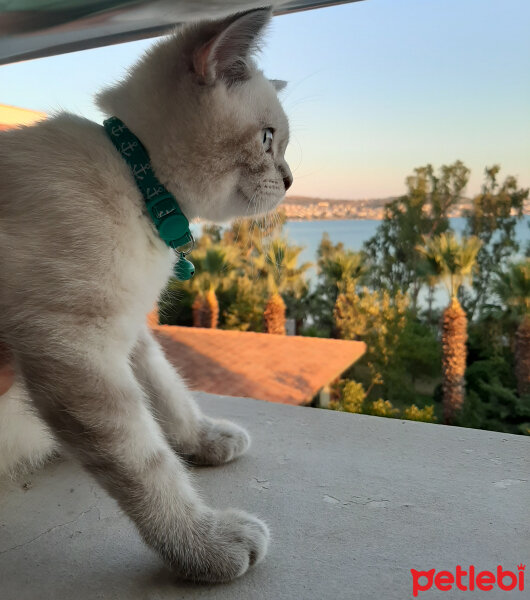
[325,249,367,334]
[191,245,237,328]
[224,210,287,261]
[321,249,366,294]
[494,259,530,395]
[417,233,482,423]
[253,238,311,335]
[311,246,367,337]
[263,292,287,335]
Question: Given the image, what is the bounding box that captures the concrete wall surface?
[1,393,528,599]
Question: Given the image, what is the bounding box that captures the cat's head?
[97,8,292,223]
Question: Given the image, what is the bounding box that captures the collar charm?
[103,117,195,281]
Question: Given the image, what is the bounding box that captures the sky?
[0,0,529,200]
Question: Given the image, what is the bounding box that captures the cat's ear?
[193,8,272,85]
[270,79,287,92]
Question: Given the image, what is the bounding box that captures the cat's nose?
[279,161,293,192]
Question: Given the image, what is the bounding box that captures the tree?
[392,319,441,388]
[417,233,482,423]
[493,260,530,396]
[222,210,286,261]
[321,248,366,293]
[457,357,530,435]
[253,238,311,335]
[334,283,409,399]
[264,293,287,335]
[191,245,237,328]
[224,276,266,332]
[516,318,530,398]
[365,161,470,310]
[463,166,529,318]
[311,234,367,336]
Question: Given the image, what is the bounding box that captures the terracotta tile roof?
[152,324,365,406]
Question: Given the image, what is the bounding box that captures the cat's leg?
[18,346,269,582]
[0,375,58,476]
[131,326,250,466]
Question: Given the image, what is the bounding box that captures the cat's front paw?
[184,418,250,466]
[175,509,270,582]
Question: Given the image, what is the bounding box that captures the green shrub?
[403,404,436,423]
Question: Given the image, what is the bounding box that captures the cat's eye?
[262,128,274,153]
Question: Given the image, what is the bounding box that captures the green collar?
[103,117,194,281]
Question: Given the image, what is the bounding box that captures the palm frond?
[416,232,482,298]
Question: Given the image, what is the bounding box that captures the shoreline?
[281,196,530,222]
[283,211,530,223]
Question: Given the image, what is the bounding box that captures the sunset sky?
[0,0,529,200]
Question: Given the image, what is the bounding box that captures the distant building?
[0,104,46,130]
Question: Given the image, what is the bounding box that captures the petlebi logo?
[410,564,525,596]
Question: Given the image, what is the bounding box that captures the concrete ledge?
[1,393,529,599]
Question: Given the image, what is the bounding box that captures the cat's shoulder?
[1,113,109,157]
[0,112,129,192]
[1,112,97,142]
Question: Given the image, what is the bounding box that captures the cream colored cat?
[0,8,291,582]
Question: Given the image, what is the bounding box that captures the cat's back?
[0,114,132,221]
[0,114,136,293]
[0,113,158,261]
[0,114,172,336]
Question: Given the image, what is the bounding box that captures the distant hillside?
[281,195,397,221]
[281,195,530,221]
[285,195,396,206]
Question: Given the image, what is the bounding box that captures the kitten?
[0,8,292,582]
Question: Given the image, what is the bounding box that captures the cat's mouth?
[237,184,284,217]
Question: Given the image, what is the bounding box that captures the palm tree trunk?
[192,290,219,328]
[264,292,286,335]
[192,295,207,327]
[441,297,468,423]
[515,314,530,396]
[204,288,219,329]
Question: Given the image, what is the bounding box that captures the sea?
[283,216,530,309]
[192,216,530,307]
[283,216,530,274]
